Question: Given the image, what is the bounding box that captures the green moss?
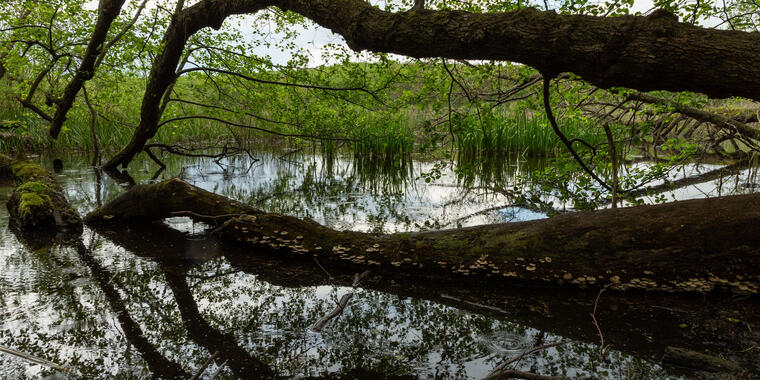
[17,181,49,194]
[18,192,52,218]
[10,161,48,180]
[14,179,54,220]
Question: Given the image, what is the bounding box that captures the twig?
[311,293,354,332]
[486,342,566,378]
[603,123,618,207]
[0,345,79,377]
[313,257,333,280]
[590,287,608,354]
[191,350,220,380]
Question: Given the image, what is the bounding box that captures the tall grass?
[351,113,415,161]
[453,110,620,157]
[0,103,241,155]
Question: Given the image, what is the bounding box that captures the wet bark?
[0,154,82,230]
[86,178,760,295]
[103,1,760,169]
[49,0,127,139]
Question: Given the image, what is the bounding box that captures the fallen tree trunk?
[86,178,760,294]
[0,154,82,230]
[89,220,760,375]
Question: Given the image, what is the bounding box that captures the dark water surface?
[1,151,758,379]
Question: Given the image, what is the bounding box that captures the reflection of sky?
[151,151,542,232]
[0,152,689,378]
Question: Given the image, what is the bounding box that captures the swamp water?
[1,150,758,379]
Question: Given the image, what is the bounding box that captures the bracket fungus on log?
[86,178,760,294]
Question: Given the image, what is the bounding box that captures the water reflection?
[1,151,758,378]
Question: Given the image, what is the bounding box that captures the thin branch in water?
[311,293,354,332]
[486,342,566,379]
[0,345,79,377]
[311,270,371,332]
[191,350,220,380]
[591,287,608,354]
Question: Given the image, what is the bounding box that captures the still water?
[1,150,757,379]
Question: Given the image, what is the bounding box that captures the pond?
[1,150,758,379]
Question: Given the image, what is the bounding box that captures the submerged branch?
[0,345,79,377]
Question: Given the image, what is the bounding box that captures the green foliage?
[0,0,754,214]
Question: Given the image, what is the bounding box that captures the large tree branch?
[104,1,760,169]
[86,178,760,295]
[49,0,127,139]
[273,2,759,101]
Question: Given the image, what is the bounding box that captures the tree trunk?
[86,178,760,294]
[49,0,127,139]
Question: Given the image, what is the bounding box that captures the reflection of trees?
[73,239,189,379]
[162,266,277,379]
[4,156,758,377]
[2,219,690,378]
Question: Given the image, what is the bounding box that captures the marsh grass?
[453,110,617,157]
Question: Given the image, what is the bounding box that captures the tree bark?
[103,1,760,169]
[103,0,268,169]
[86,178,760,295]
[49,0,127,139]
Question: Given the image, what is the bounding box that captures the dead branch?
[191,350,220,380]
[590,287,608,354]
[627,92,760,142]
[0,345,79,377]
[311,293,354,332]
[486,342,566,379]
[311,270,371,332]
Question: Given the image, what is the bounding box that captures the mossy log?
[86,178,760,294]
[0,154,81,230]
